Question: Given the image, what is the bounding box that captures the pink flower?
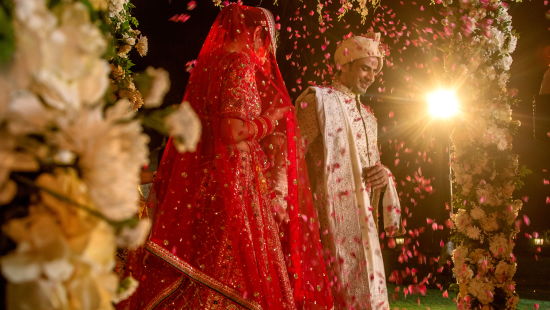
[460,16,476,36]
[169,14,190,23]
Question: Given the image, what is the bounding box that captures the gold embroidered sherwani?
[296,83,401,310]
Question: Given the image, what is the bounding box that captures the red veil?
[119,4,332,310]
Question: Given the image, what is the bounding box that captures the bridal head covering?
[334,32,384,73]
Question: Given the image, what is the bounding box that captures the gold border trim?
[144,276,184,310]
[259,7,277,53]
[145,240,262,310]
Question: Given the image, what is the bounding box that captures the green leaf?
[130,16,139,27]
[139,106,178,134]
[120,20,131,33]
[47,0,62,9]
[0,3,15,66]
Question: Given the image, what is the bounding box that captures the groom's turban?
[334,32,384,73]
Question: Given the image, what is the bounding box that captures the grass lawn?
[388,286,550,309]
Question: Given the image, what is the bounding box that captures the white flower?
[470,207,486,220]
[453,245,469,266]
[6,91,55,135]
[136,35,148,57]
[65,267,119,310]
[123,34,136,46]
[10,1,55,92]
[484,125,511,151]
[489,28,505,50]
[0,131,39,204]
[506,294,520,309]
[476,182,503,206]
[46,3,108,106]
[77,59,111,106]
[452,209,472,232]
[59,4,106,57]
[469,250,493,276]
[498,72,510,89]
[1,170,121,309]
[506,35,517,54]
[468,278,494,304]
[480,213,499,232]
[2,0,143,308]
[465,226,481,240]
[109,0,129,18]
[454,263,474,283]
[5,278,68,310]
[0,207,73,284]
[142,67,170,108]
[452,167,474,194]
[495,261,516,283]
[116,219,152,250]
[14,2,108,111]
[80,221,117,272]
[166,101,202,153]
[13,0,56,33]
[497,55,513,71]
[32,70,79,111]
[511,199,522,214]
[55,100,149,221]
[489,234,513,258]
[469,7,487,20]
[469,249,490,263]
[503,201,521,225]
[497,6,512,25]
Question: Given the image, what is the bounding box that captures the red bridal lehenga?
[118,4,333,310]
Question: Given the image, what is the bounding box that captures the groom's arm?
[296,89,320,150]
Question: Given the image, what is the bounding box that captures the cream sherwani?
[296,83,400,310]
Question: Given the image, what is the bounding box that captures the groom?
[296,33,401,309]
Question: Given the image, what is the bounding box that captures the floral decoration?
[435,0,524,308]
[0,0,200,309]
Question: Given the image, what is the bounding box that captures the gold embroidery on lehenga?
[145,240,263,310]
[144,276,185,310]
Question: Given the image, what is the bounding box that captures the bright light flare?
[426,89,460,119]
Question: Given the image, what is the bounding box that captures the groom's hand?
[362,164,388,190]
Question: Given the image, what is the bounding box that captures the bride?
[118,4,333,310]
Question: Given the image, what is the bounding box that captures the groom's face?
[340,57,379,94]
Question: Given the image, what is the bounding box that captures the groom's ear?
[341,62,353,72]
[339,62,352,77]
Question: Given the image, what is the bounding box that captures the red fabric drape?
[118,4,332,310]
